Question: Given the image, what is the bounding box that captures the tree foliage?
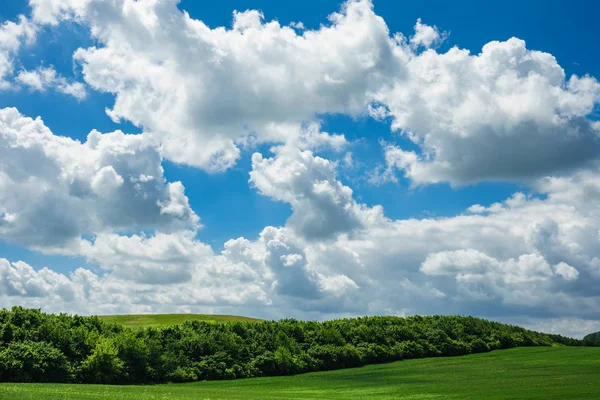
[0,307,586,384]
[583,331,600,345]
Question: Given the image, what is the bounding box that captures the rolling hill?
[96,313,262,328]
[583,331,600,344]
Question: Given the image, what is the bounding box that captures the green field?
[1,347,598,399]
[96,313,262,328]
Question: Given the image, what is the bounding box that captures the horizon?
[1,0,600,339]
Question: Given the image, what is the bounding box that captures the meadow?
[0,347,598,399]
[96,313,262,328]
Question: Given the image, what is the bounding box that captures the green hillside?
[583,331,600,344]
[1,347,599,399]
[96,313,262,328]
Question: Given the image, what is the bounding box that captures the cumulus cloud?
[410,18,445,48]
[4,0,599,336]
[26,0,600,184]
[0,258,75,300]
[0,222,363,317]
[27,0,395,170]
[0,15,37,88]
[16,66,87,99]
[421,250,580,307]
[82,231,213,284]
[29,0,90,25]
[0,107,198,253]
[2,165,600,329]
[378,38,600,185]
[250,144,385,240]
[553,262,579,281]
[0,256,271,316]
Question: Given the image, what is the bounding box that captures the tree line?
[0,307,586,384]
[583,331,600,345]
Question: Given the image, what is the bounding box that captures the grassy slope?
[1,347,598,400]
[96,313,262,328]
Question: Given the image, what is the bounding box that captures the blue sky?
[1,0,600,337]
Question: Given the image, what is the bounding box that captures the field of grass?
[96,313,262,328]
[1,347,598,399]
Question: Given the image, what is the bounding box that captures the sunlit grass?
[1,347,598,399]
[96,313,262,328]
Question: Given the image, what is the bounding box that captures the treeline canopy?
[0,307,585,384]
[584,331,600,344]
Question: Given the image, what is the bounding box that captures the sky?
[0,0,600,338]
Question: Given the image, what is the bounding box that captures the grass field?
[96,313,262,328]
[0,347,598,399]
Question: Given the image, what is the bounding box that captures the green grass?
[1,347,598,399]
[95,313,262,328]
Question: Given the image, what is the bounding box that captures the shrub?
[0,340,71,382]
[168,367,197,382]
[80,337,125,384]
[470,338,490,354]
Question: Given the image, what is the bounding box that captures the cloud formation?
[16,66,87,99]
[2,168,600,336]
[26,0,600,184]
[0,15,36,88]
[0,107,198,253]
[0,0,597,338]
[30,0,394,170]
[378,38,600,184]
[250,144,384,240]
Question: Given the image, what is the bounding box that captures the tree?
[0,340,72,382]
[80,337,125,383]
[583,331,600,345]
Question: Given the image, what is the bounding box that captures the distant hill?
[583,331,600,344]
[96,313,262,328]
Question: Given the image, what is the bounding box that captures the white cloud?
[467,204,486,214]
[0,107,198,253]
[27,0,600,184]
[553,262,579,281]
[410,18,444,48]
[521,317,600,339]
[29,0,90,25]
[82,231,213,284]
[374,144,420,184]
[6,0,600,335]
[2,165,600,330]
[343,152,354,168]
[280,253,303,267]
[16,66,87,99]
[15,67,50,90]
[0,256,271,316]
[250,144,385,240]
[289,21,305,30]
[0,258,75,299]
[378,38,600,185]
[0,15,37,88]
[2,111,599,330]
[90,165,124,195]
[30,0,396,170]
[420,250,571,305]
[0,222,363,317]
